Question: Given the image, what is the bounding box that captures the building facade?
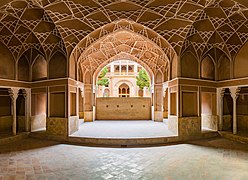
[97,60,151,98]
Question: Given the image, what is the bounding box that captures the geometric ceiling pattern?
[0,0,248,62]
[79,30,169,74]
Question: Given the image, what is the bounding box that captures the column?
[154,84,163,122]
[23,89,31,132]
[230,87,240,134]
[217,88,225,131]
[8,88,19,135]
[84,84,93,122]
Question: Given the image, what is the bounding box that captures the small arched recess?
[49,51,67,79]
[181,51,199,79]
[201,56,215,80]
[32,55,47,81]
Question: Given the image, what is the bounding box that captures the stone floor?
[71,120,176,138]
[0,137,248,180]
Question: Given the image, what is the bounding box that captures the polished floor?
[71,120,176,138]
[0,137,248,180]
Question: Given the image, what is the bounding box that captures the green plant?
[97,78,109,87]
[97,67,109,87]
[99,66,108,78]
[136,69,150,90]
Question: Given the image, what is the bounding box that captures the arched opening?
[69,22,177,138]
[119,83,130,97]
[95,59,152,120]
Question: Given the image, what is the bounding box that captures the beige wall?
[96,97,151,120]
[50,92,65,117]
[182,92,197,117]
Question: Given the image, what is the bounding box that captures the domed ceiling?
[0,0,248,62]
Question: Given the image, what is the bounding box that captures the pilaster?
[217,88,225,131]
[8,88,19,135]
[230,87,241,134]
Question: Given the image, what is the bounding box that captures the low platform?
[219,130,248,144]
[0,132,29,145]
[30,120,219,146]
[71,120,176,138]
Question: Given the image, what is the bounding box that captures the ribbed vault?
[78,29,170,78]
[0,0,248,62]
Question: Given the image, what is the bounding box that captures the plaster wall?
[96,97,151,120]
[168,116,178,135]
[50,92,65,117]
[182,92,198,117]
[31,114,46,131]
[201,114,218,130]
[69,116,79,135]
[170,93,177,116]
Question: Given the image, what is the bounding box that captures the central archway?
[70,20,177,122]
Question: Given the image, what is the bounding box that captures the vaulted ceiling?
[0,0,248,62]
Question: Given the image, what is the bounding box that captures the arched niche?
[49,51,67,79]
[201,56,215,80]
[84,71,92,84]
[18,56,29,81]
[218,54,230,80]
[171,56,177,79]
[181,51,198,78]
[155,71,163,84]
[0,42,15,80]
[234,41,248,78]
[70,57,76,80]
[32,55,47,81]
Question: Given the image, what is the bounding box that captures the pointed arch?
[155,70,163,84]
[181,51,199,79]
[201,56,215,80]
[84,71,92,84]
[32,55,47,81]
[218,54,230,80]
[234,41,248,78]
[0,42,15,80]
[49,51,67,79]
[18,55,30,81]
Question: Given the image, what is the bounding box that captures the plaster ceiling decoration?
[0,0,248,64]
[79,30,169,74]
